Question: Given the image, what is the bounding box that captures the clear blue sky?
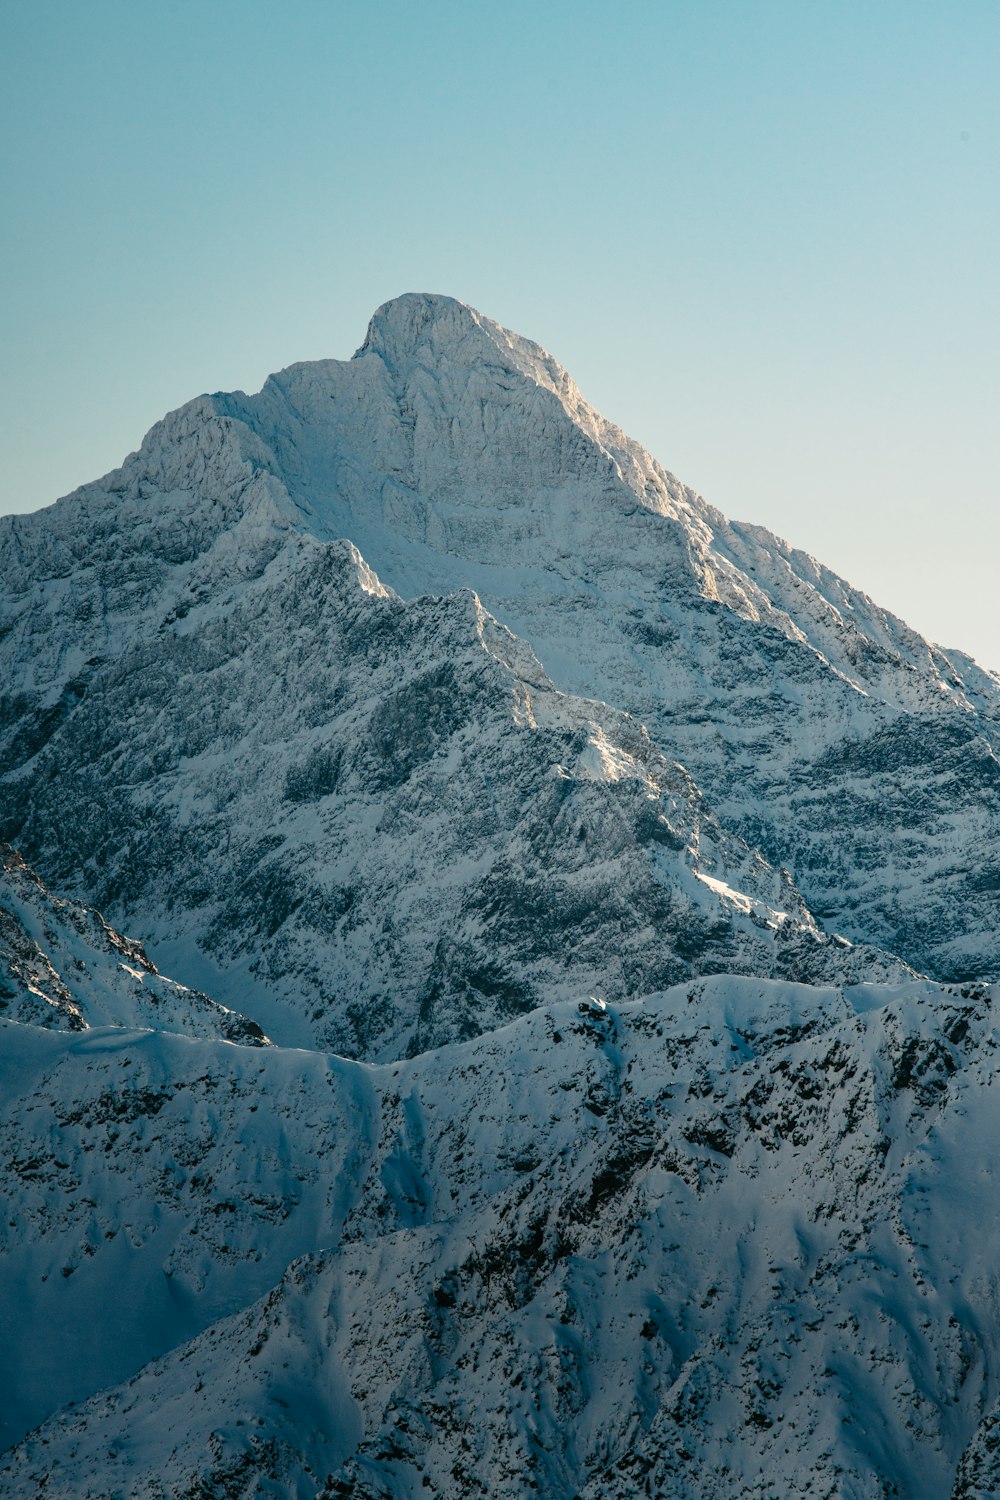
[2,1,997,665]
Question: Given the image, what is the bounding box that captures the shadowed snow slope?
[1,976,999,1497]
[2,294,999,987]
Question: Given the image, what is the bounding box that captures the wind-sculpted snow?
[0,844,268,1044]
[2,975,999,1497]
[0,1018,372,1452]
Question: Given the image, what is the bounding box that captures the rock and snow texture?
[2,977,1000,1497]
[2,294,999,996]
[3,293,1000,1497]
[0,844,268,1044]
[0,522,907,1060]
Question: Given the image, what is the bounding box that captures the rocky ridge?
[0,525,908,1060]
[2,976,999,1497]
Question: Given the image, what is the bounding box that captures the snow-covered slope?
[2,975,998,1496]
[0,527,908,1058]
[0,844,268,1044]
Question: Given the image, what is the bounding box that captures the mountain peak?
[355,291,487,365]
[352,291,568,397]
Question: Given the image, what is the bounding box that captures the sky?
[2,0,998,665]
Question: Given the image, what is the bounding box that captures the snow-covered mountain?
[0,465,908,1060]
[2,294,998,998]
[2,976,998,1497]
[2,293,999,1497]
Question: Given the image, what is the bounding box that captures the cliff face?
[0,529,909,1059]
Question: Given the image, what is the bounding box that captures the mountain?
[2,293,998,1012]
[2,293,999,1497]
[0,403,910,1060]
[212,292,1000,977]
[2,975,998,1497]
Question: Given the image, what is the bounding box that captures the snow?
[0,845,269,1045]
[1,974,998,1495]
[0,292,999,1496]
[694,869,790,927]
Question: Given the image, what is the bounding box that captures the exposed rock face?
[2,977,998,1497]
